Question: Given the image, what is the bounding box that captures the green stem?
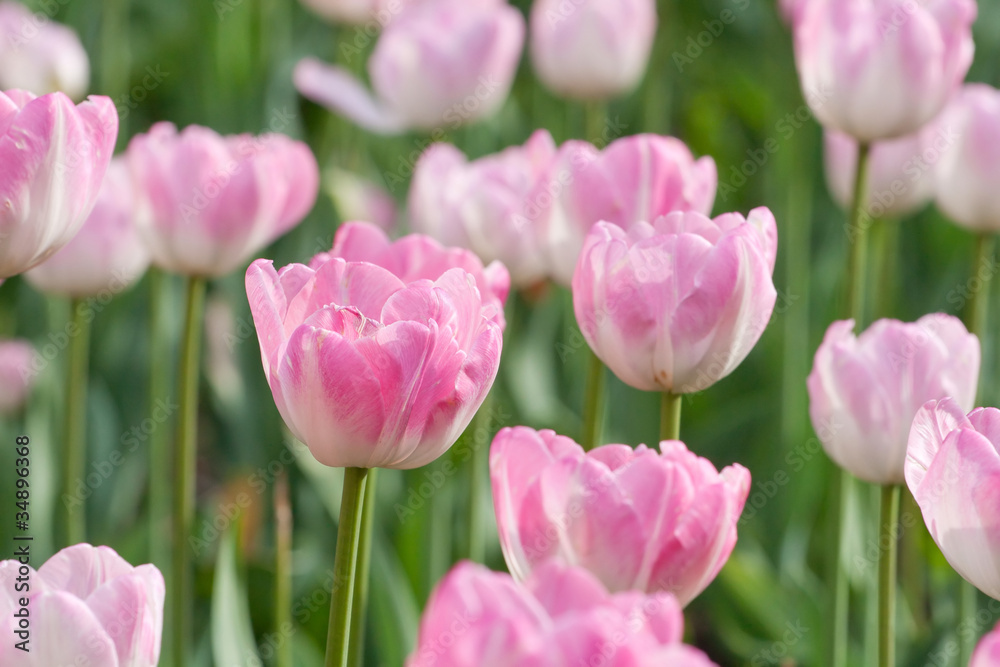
[660,392,681,441]
[878,485,900,667]
[872,219,897,320]
[63,298,91,546]
[832,469,850,667]
[149,269,171,566]
[960,579,979,665]
[581,348,606,450]
[348,468,376,667]
[584,101,607,143]
[171,276,206,667]
[325,467,369,667]
[275,470,293,667]
[848,143,872,327]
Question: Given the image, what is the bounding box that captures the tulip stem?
[149,269,172,569]
[275,470,293,667]
[326,467,369,667]
[581,348,606,450]
[969,234,995,396]
[348,468,377,667]
[172,276,206,667]
[660,392,681,441]
[847,142,872,327]
[63,298,90,546]
[878,484,900,667]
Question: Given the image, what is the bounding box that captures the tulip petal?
[0,591,119,667]
[293,57,407,135]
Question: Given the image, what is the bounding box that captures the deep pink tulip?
[491,427,750,605]
[409,130,556,287]
[0,339,33,414]
[906,397,1000,600]
[246,251,502,469]
[793,0,976,141]
[328,167,398,232]
[0,544,164,666]
[0,1,89,99]
[529,0,656,100]
[293,0,524,134]
[809,315,979,485]
[127,122,319,278]
[0,90,117,278]
[408,560,718,666]
[572,209,776,394]
[540,134,717,285]
[972,622,1000,666]
[25,157,150,297]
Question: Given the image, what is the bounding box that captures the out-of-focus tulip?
[0,2,89,99]
[906,397,1000,600]
[572,208,776,394]
[972,622,1000,665]
[0,90,117,278]
[327,167,397,232]
[127,122,318,278]
[293,0,524,134]
[409,130,556,287]
[24,157,149,296]
[824,126,938,218]
[245,249,502,469]
[778,0,806,25]
[541,134,717,285]
[793,0,976,141]
[408,560,718,666]
[0,543,164,666]
[0,340,33,414]
[299,0,408,25]
[809,315,979,485]
[529,0,656,100]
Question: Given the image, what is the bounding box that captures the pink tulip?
[293,0,524,134]
[490,427,750,605]
[778,0,806,25]
[541,134,717,285]
[408,560,718,666]
[25,157,150,297]
[328,167,398,232]
[127,122,319,278]
[793,0,976,141]
[298,0,408,25]
[409,130,556,287]
[0,1,89,99]
[809,315,979,485]
[246,250,502,469]
[0,543,164,666]
[572,209,777,394]
[0,339,34,414]
[906,397,1000,600]
[972,622,1000,666]
[0,90,117,278]
[529,0,656,100]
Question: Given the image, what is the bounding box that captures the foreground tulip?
[793,0,976,141]
[0,544,164,666]
[809,315,979,485]
[491,427,750,605]
[127,122,319,277]
[0,1,89,99]
[408,560,718,666]
[293,0,524,134]
[972,622,1000,666]
[0,340,33,414]
[0,90,117,278]
[529,0,656,100]
[906,397,1000,600]
[409,130,556,287]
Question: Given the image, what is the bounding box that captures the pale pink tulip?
[793,0,976,141]
[0,90,117,278]
[0,339,33,414]
[541,134,717,285]
[0,543,164,666]
[327,167,398,232]
[293,0,524,134]
[0,1,89,99]
[972,622,1000,666]
[906,397,1000,600]
[25,157,149,296]
[408,560,718,666]
[299,0,409,25]
[809,315,979,485]
[409,130,556,287]
[127,122,319,277]
[572,209,777,394]
[530,0,656,100]
[246,251,502,469]
[491,427,750,606]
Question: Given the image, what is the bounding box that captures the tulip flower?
[0,543,164,666]
[293,0,524,134]
[25,157,149,297]
[298,0,407,25]
[127,122,319,277]
[408,560,718,666]
[906,397,1000,601]
[0,90,118,278]
[972,622,1000,666]
[0,340,34,414]
[409,130,556,287]
[808,315,979,485]
[490,427,750,605]
[542,134,717,285]
[572,208,776,394]
[327,167,398,232]
[0,1,89,99]
[529,0,656,100]
[793,0,976,141]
